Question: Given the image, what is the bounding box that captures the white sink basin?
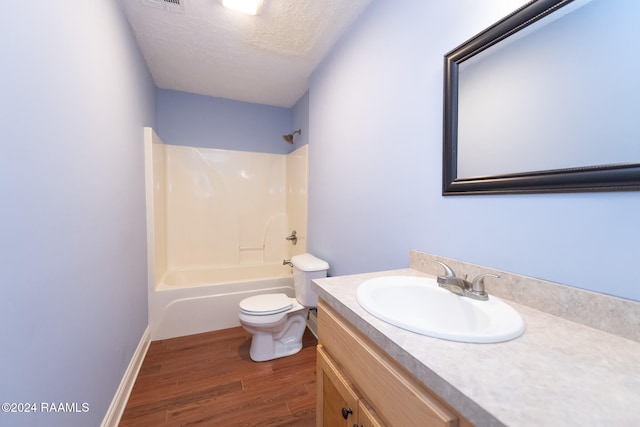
[356,276,525,343]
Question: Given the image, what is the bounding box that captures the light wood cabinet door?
[358,399,387,427]
[317,345,359,427]
[318,301,464,427]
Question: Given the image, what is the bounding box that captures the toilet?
[239,253,329,362]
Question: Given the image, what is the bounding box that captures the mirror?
[443,0,640,195]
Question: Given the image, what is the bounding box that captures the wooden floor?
[119,327,318,427]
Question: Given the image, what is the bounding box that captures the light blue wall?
[157,89,292,154]
[290,91,310,150]
[0,2,155,426]
[308,0,640,302]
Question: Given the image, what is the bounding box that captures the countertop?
[311,268,640,427]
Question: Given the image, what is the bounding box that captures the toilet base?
[242,311,308,362]
[249,332,303,362]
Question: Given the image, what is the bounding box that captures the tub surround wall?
[149,128,167,285]
[150,136,309,277]
[286,145,309,258]
[163,144,290,269]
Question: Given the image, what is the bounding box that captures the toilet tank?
[290,253,330,307]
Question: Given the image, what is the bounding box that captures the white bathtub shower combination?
[144,128,309,340]
[152,264,294,340]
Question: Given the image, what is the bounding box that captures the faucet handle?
[471,273,500,293]
[435,261,456,278]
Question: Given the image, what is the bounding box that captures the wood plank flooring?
[119,327,317,426]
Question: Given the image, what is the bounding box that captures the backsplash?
[410,250,639,343]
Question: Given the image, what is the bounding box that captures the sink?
[356,276,525,343]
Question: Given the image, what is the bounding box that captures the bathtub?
[149,263,294,340]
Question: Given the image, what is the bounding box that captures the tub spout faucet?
[435,261,498,301]
[283,259,293,267]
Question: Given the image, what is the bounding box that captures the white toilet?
[239,253,329,362]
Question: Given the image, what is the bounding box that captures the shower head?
[282,129,301,144]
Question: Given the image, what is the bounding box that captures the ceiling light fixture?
[221,0,264,15]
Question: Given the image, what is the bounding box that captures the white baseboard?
[101,326,151,427]
[307,308,318,338]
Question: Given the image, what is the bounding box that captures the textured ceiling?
[120,0,372,107]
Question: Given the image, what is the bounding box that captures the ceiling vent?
[142,0,186,14]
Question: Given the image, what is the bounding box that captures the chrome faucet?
[435,261,499,301]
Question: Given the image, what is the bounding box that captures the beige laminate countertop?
[311,268,640,427]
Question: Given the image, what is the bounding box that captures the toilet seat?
[239,295,305,327]
[239,293,293,316]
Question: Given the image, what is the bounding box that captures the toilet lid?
[239,293,293,315]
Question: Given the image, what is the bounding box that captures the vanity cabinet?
[316,301,471,427]
[358,400,385,427]
[317,344,386,427]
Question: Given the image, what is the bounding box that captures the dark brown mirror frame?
[442,0,640,195]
